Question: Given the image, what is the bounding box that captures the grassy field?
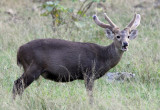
[0,0,160,110]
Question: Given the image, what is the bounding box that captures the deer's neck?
[103,42,123,68]
[95,42,124,79]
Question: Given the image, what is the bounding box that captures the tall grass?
[0,0,160,109]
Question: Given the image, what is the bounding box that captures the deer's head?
[93,13,141,52]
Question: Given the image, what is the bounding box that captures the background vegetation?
[0,0,160,109]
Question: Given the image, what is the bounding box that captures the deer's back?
[17,39,106,82]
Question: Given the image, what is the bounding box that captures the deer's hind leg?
[12,63,42,99]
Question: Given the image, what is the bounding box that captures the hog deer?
[13,13,141,104]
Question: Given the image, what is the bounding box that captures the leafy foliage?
[41,1,68,26]
[41,0,106,27]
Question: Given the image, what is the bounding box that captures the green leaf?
[77,11,83,15]
[92,0,100,2]
[46,6,53,12]
[68,8,73,13]
[41,12,49,16]
[46,1,54,5]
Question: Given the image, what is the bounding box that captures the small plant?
[41,0,107,30]
[72,0,106,20]
[41,1,68,26]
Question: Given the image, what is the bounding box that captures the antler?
[126,13,141,31]
[93,15,113,30]
[104,13,117,28]
[93,13,119,32]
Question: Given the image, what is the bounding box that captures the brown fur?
[13,13,140,104]
[13,38,123,102]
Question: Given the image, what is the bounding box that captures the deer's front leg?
[84,72,95,105]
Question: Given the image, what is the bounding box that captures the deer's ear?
[105,28,114,40]
[129,30,138,40]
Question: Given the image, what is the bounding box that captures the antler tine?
[104,13,117,28]
[93,15,113,30]
[126,13,141,31]
[126,14,137,28]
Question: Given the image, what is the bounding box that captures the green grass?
[0,0,160,110]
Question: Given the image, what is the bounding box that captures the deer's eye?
[128,36,130,38]
[117,36,120,39]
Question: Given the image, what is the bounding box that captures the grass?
[0,0,160,109]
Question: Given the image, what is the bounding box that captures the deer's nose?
[123,42,128,47]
